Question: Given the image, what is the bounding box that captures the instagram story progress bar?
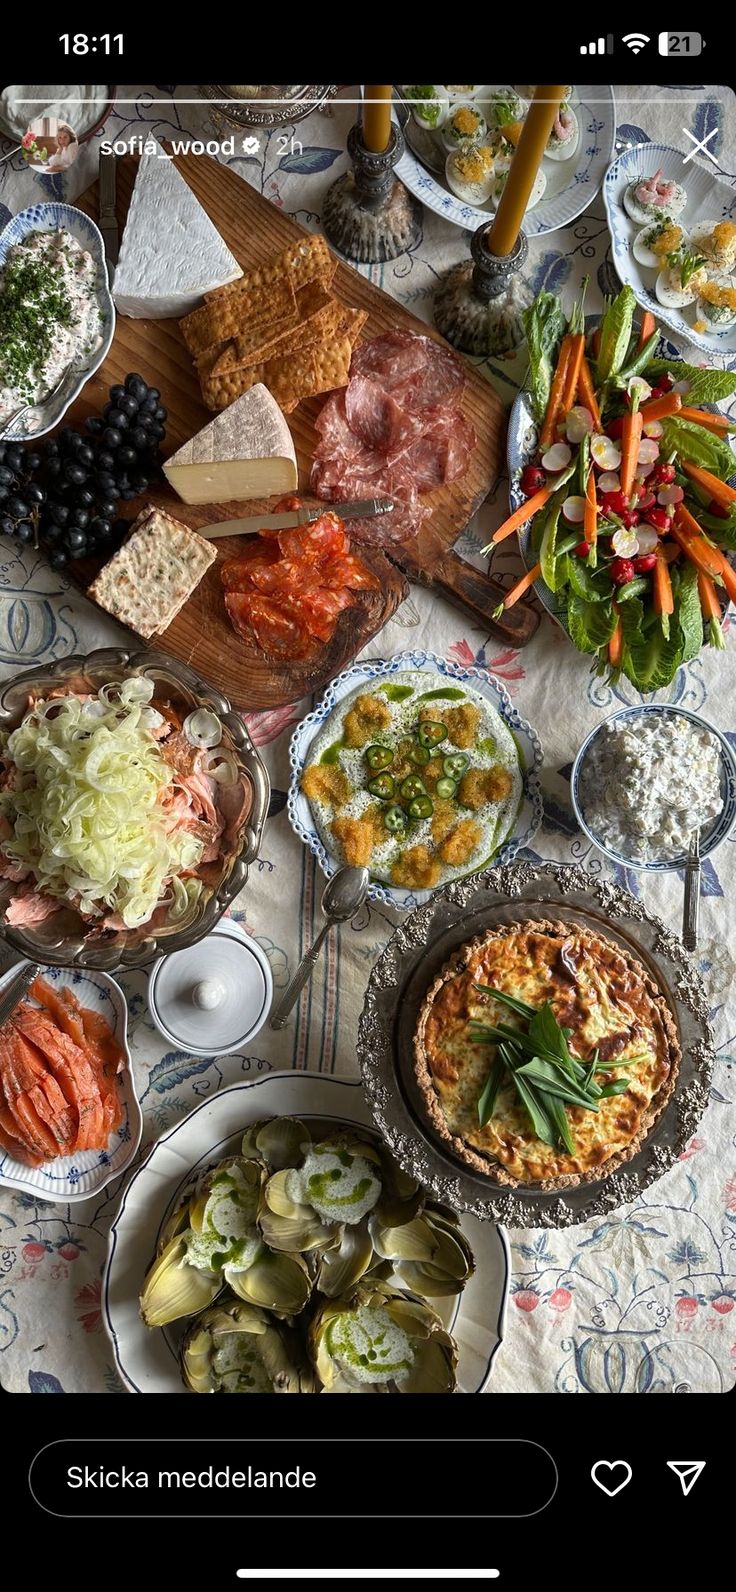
[580,35,614,54]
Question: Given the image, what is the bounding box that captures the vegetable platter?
[502,283,736,692]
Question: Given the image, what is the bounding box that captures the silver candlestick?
[434,222,533,355]
[323,123,423,263]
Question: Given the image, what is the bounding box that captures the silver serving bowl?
[198,84,339,129]
[0,648,270,971]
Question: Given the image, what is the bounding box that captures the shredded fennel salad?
[0,677,232,930]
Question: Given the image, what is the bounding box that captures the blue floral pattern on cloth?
[0,84,734,1395]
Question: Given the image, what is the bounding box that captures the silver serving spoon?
[269,866,369,1029]
[682,827,701,953]
[0,960,42,1025]
[0,358,76,442]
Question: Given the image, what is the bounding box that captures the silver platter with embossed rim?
[357,861,714,1228]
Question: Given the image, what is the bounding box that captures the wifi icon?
[623,31,651,52]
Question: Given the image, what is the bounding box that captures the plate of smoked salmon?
[0,965,142,1202]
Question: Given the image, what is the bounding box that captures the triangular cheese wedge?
[163,384,298,505]
[113,139,242,319]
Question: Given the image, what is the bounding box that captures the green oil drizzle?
[378,683,414,702]
[477,736,497,756]
[416,687,466,702]
[320,740,345,765]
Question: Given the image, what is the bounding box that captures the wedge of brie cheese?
[163,384,298,505]
[113,139,243,318]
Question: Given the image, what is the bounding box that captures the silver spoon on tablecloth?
[682,827,701,953]
[269,866,370,1030]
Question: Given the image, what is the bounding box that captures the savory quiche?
[413,919,679,1189]
[301,671,522,892]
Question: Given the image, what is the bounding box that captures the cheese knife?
[199,498,395,538]
[98,149,119,268]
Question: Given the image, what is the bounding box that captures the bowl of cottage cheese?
[571,705,736,870]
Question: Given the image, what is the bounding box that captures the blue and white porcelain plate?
[0,202,115,439]
[604,141,736,356]
[288,649,544,911]
[396,85,616,236]
[0,963,141,1202]
[571,704,736,871]
[104,1072,510,1394]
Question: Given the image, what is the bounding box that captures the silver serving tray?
[358,861,714,1228]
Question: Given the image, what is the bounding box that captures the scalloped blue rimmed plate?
[395,84,616,236]
[604,141,736,357]
[0,962,141,1202]
[571,703,736,871]
[287,649,543,911]
[0,202,115,439]
[104,1073,510,1394]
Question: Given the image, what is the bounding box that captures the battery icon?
[658,31,704,54]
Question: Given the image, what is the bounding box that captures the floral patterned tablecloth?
[0,84,735,1395]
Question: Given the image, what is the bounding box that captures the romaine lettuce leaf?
[619,598,684,690]
[566,595,617,653]
[522,292,566,423]
[661,416,736,479]
[596,286,636,383]
[673,560,704,663]
[645,360,736,406]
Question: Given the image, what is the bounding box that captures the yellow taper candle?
[488,85,568,257]
[363,86,393,154]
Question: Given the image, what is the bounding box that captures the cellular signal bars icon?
[580,34,614,53]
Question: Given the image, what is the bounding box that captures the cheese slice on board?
[163,384,298,505]
[113,139,243,318]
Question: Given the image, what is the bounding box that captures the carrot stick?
[662,542,681,564]
[698,571,722,623]
[608,613,623,667]
[620,400,644,499]
[499,562,541,610]
[653,546,675,616]
[486,485,553,547]
[675,502,727,549]
[640,391,682,423]
[718,557,736,604]
[560,333,585,418]
[576,355,602,430]
[637,310,657,352]
[670,522,725,579]
[680,460,736,507]
[539,335,573,449]
[678,406,733,435]
[584,466,598,547]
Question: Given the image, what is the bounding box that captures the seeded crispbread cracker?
[336,306,368,345]
[200,360,266,413]
[264,335,353,410]
[202,234,335,303]
[181,274,299,358]
[216,289,344,376]
[87,505,217,639]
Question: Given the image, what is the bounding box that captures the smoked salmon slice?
[13,1012,104,1151]
[0,979,124,1165]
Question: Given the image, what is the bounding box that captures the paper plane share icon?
[667,1461,706,1497]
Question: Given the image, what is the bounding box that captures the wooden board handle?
[421,548,539,648]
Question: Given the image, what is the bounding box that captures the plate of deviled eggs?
[604,141,736,354]
[395,83,615,236]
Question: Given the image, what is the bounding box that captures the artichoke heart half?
[309,1280,457,1394]
[181,1297,316,1393]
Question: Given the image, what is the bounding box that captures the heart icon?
[591,1460,633,1497]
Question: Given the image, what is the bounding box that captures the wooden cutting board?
[67,150,533,710]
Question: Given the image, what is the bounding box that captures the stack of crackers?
[180,234,367,414]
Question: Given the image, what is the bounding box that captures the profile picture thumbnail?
[22,115,79,173]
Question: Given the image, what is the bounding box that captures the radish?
[598,471,621,494]
[643,418,664,440]
[612,526,639,557]
[638,489,656,511]
[628,376,652,403]
[673,378,691,395]
[636,459,657,478]
[635,524,659,554]
[658,484,685,506]
[562,495,586,524]
[591,434,622,470]
[637,438,660,465]
[565,405,594,443]
[541,441,572,473]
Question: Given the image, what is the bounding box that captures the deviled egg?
[446,84,482,98]
[494,152,546,209]
[695,273,736,329]
[624,169,687,225]
[405,84,450,131]
[545,102,579,161]
[633,219,685,269]
[655,254,709,309]
[442,101,488,151]
[446,144,495,205]
[689,219,736,272]
[486,88,524,129]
